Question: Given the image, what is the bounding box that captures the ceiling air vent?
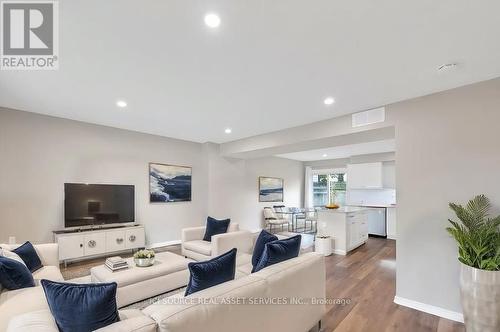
[352,107,385,128]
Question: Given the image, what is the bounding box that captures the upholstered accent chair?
[181,223,254,261]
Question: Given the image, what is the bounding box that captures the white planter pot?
[459,263,500,332]
[314,237,332,256]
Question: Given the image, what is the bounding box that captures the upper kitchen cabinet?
[347,162,383,189]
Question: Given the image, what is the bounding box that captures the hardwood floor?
[61,238,465,332]
[322,238,465,332]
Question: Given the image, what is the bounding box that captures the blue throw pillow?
[13,241,42,272]
[251,230,278,271]
[185,248,237,296]
[202,216,231,242]
[252,235,302,273]
[41,280,120,332]
[0,256,35,290]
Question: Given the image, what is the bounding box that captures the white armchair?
[181,223,253,261]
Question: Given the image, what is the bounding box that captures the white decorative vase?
[134,257,155,267]
[459,263,500,332]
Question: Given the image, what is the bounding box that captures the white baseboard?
[394,296,464,323]
[148,240,181,249]
[387,234,397,240]
[332,249,346,255]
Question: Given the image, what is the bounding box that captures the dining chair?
[272,205,286,218]
[263,207,289,233]
[303,209,318,233]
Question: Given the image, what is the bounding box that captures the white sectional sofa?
[9,252,326,332]
[0,243,63,332]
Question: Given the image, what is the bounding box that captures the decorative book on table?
[105,256,128,271]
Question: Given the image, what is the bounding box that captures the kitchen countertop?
[318,206,371,213]
[347,204,397,208]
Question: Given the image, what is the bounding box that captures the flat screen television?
[64,183,135,228]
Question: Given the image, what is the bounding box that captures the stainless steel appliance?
[366,207,387,237]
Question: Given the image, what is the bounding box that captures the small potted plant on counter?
[133,249,155,267]
[446,194,499,332]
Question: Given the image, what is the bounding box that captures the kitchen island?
[317,207,369,255]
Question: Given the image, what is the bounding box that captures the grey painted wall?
[0,108,208,245]
[0,109,305,245]
[391,77,500,313]
[205,143,304,231]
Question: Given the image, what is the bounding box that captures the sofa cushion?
[0,249,26,294]
[95,309,157,332]
[0,257,35,290]
[143,275,268,332]
[32,266,64,284]
[236,253,252,267]
[202,217,230,242]
[251,230,278,267]
[13,242,43,273]
[185,248,236,296]
[0,248,27,267]
[0,285,50,332]
[6,309,58,332]
[41,280,120,332]
[182,240,212,256]
[7,309,158,332]
[253,235,301,273]
[237,262,253,276]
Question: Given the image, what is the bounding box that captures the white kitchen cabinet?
[347,162,383,189]
[318,208,369,255]
[347,211,368,250]
[386,207,397,239]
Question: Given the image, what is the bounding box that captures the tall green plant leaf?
[447,195,500,271]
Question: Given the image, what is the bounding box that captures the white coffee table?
[91,251,192,308]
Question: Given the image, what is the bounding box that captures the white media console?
[53,224,145,265]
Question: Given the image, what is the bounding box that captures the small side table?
[314,236,333,256]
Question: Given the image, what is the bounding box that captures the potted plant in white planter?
[446,195,500,332]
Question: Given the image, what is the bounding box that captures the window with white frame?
[312,169,347,207]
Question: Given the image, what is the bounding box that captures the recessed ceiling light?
[204,13,221,28]
[323,97,335,106]
[116,100,127,108]
[437,63,458,73]
[322,153,328,158]
[224,128,232,134]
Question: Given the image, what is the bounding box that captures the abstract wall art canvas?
[259,176,284,202]
[150,163,192,202]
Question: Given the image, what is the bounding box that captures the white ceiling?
[277,139,396,161]
[1,1,500,143]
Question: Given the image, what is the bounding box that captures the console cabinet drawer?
[125,228,145,249]
[106,230,126,252]
[58,235,84,260]
[84,233,106,256]
[55,225,145,262]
